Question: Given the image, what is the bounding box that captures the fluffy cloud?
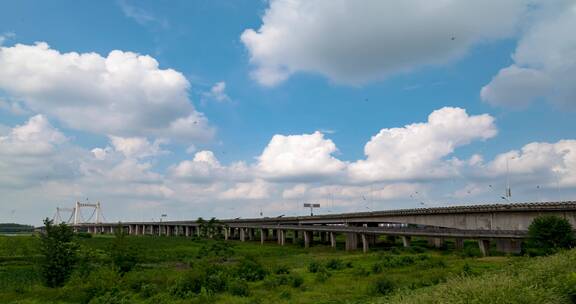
[256,131,346,181]
[203,81,230,103]
[241,0,530,86]
[0,42,214,140]
[481,2,576,107]
[349,107,497,182]
[477,140,576,188]
[0,115,76,188]
[170,150,250,183]
[109,136,167,159]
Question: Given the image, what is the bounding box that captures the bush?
[39,218,78,288]
[235,257,267,282]
[372,263,384,274]
[373,277,395,295]
[274,264,290,274]
[170,271,205,298]
[308,261,322,273]
[315,268,331,283]
[197,241,235,261]
[228,279,250,297]
[264,274,291,288]
[290,273,304,288]
[76,232,93,239]
[109,226,138,275]
[325,258,346,270]
[527,215,574,255]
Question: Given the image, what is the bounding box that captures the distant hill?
[0,223,35,233]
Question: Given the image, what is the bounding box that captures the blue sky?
[1,1,575,224]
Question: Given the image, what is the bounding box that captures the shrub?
[109,226,138,275]
[373,277,395,295]
[170,271,205,298]
[290,273,304,288]
[264,274,291,288]
[353,266,371,277]
[197,241,235,260]
[325,258,345,270]
[235,257,267,282]
[308,260,322,273]
[274,264,290,274]
[315,268,331,283]
[411,246,426,253]
[76,232,92,239]
[228,279,250,297]
[372,263,384,274]
[527,215,574,255]
[39,218,78,288]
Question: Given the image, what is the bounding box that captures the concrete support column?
[401,236,411,247]
[361,234,369,253]
[260,228,266,244]
[110,226,115,234]
[330,232,337,248]
[196,226,201,237]
[496,239,521,254]
[345,233,358,251]
[224,227,229,241]
[271,229,278,241]
[278,230,286,246]
[454,238,464,250]
[292,230,299,244]
[240,228,246,242]
[478,239,490,257]
[428,237,444,248]
[303,231,312,248]
[248,228,254,241]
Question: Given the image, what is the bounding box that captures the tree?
[527,215,575,255]
[109,224,138,275]
[39,218,78,287]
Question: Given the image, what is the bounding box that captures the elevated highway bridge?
[75,201,576,256]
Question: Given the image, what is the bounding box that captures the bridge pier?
[361,234,369,253]
[401,236,411,247]
[278,230,286,246]
[330,232,337,248]
[454,238,464,250]
[428,237,444,248]
[292,230,299,244]
[345,233,358,251]
[478,239,490,256]
[496,239,522,254]
[240,228,246,242]
[303,231,312,248]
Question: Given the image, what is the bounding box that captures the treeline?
[0,223,34,233]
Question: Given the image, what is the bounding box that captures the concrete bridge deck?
[74,201,576,256]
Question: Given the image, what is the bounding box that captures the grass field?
[0,234,574,303]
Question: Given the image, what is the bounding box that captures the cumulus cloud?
[170,150,250,183]
[203,81,230,103]
[0,115,76,188]
[241,0,530,86]
[349,107,497,182]
[109,136,167,159]
[0,42,214,141]
[481,2,576,108]
[476,140,576,188]
[256,131,346,181]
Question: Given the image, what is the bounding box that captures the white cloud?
[170,150,250,183]
[477,140,576,188]
[481,2,576,108]
[256,131,346,181]
[219,180,271,200]
[0,32,15,46]
[349,107,497,182]
[0,42,214,141]
[203,81,230,103]
[241,0,530,86]
[109,136,167,159]
[118,0,169,29]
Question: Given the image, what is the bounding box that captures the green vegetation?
[0,223,34,234]
[2,217,576,303]
[39,219,78,288]
[526,215,574,256]
[382,249,576,304]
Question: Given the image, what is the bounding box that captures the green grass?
[0,235,573,303]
